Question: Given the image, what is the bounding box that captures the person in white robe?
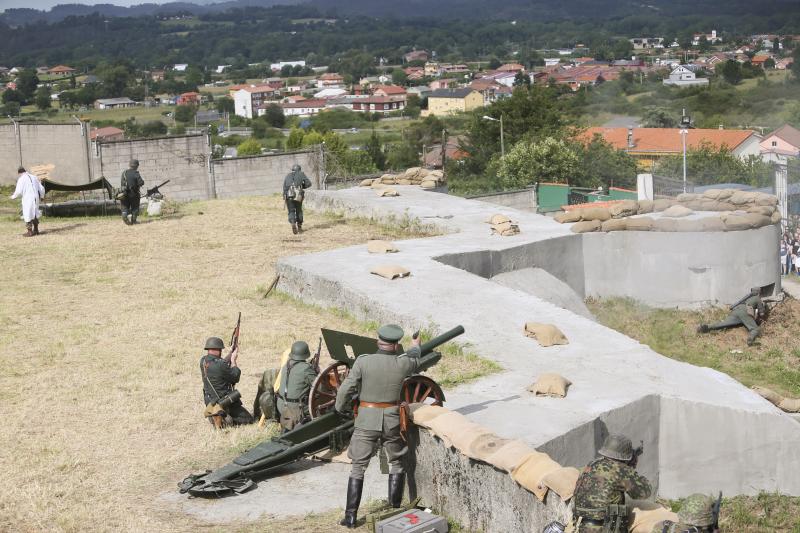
[10,166,46,236]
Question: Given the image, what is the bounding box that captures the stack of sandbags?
[554,206,610,224]
[363,167,447,189]
[609,199,639,219]
[486,214,520,236]
[752,385,800,413]
[29,163,55,181]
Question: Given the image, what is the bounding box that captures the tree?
[764,58,776,70]
[497,137,579,189]
[1,102,21,117]
[792,47,800,81]
[641,107,677,128]
[287,127,305,149]
[174,104,196,123]
[391,69,407,86]
[573,135,637,189]
[34,86,51,110]
[216,96,235,114]
[237,138,262,156]
[365,130,386,170]
[16,69,39,101]
[140,121,168,137]
[263,103,285,128]
[2,88,24,105]
[184,66,203,90]
[99,64,133,97]
[513,71,531,88]
[251,119,268,139]
[718,60,742,85]
[488,57,502,70]
[653,142,773,187]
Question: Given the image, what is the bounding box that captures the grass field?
[0,195,496,533]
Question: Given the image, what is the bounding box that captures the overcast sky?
[1,0,178,9]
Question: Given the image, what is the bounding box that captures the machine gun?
[710,491,723,532]
[144,180,170,199]
[224,313,241,363]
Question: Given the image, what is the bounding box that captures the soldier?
[651,493,718,533]
[283,163,312,234]
[120,159,144,225]
[698,287,765,345]
[334,325,424,528]
[10,166,45,237]
[573,434,653,532]
[275,341,318,431]
[199,337,253,428]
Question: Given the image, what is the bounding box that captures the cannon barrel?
[420,325,465,355]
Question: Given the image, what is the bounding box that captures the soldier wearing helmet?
[573,434,653,532]
[651,493,718,533]
[200,336,253,428]
[275,340,318,431]
[283,162,312,234]
[120,159,145,225]
[698,287,765,345]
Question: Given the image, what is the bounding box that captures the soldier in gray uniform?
[334,325,424,528]
[283,163,312,234]
[698,287,765,345]
[120,159,144,225]
[276,341,318,431]
[200,337,253,427]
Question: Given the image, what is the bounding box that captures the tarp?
[43,177,114,198]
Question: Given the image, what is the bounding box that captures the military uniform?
[199,337,252,426]
[334,324,426,528]
[699,288,764,345]
[573,435,652,532]
[120,159,144,225]
[651,493,717,533]
[276,341,317,431]
[282,164,312,234]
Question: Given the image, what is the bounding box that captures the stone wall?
[0,123,92,186]
[468,188,537,212]
[211,151,315,199]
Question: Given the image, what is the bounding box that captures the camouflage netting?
[553,189,781,233]
[360,167,445,189]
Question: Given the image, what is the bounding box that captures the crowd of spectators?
[781,230,800,275]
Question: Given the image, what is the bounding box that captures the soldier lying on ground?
[698,287,765,346]
[200,336,253,428]
[651,493,719,533]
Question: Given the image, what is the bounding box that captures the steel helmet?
[678,493,715,527]
[598,434,634,461]
[130,159,140,168]
[204,337,225,350]
[291,163,301,172]
[289,341,311,361]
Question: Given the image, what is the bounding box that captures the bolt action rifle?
[710,491,722,533]
[144,180,170,198]
[310,337,322,374]
[224,312,241,362]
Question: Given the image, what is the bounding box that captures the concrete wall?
[212,151,315,199]
[96,135,212,201]
[469,188,537,212]
[0,123,92,185]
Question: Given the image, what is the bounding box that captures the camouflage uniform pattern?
[573,457,653,532]
[650,521,706,533]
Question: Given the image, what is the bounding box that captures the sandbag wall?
[359,167,445,190]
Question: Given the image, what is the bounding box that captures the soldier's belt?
[359,401,399,409]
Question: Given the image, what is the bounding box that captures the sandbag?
[601,218,628,232]
[629,507,680,533]
[653,199,674,212]
[702,188,734,201]
[696,216,725,232]
[511,451,563,500]
[377,188,399,197]
[653,218,677,232]
[541,467,580,501]
[721,214,751,231]
[370,265,411,279]
[420,180,437,189]
[425,410,471,448]
[676,192,699,202]
[752,386,783,406]
[579,207,611,222]
[450,426,495,456]
[744,213,771,228]
[771,211,782,224]
[747,205,775,216]
[609,200,639,219]
[713,201,737,211]
[405,167,422,178]
[637,200,654,214]
[778,398,800,413]
[398,179,412,185]
[485,439,536,473]
[370,179,385,189]
[754,192,778,207]
[410,404,449,428]
[625,217,654,231]
[360,178,374,187]
[367,240,399,254]
[554,210,582,224]
[492,221,520,236]
[430,170,444,179]
[524,322,569,347]
[730,190,755,205]
[661,205,693,218]
[488,214,511,224]
[465,433,513,462]
[528,373,571,398]
[571,220,601,233]
[684,200,706,211]
[381,173,396,181]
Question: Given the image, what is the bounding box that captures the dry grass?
[0,195,489,533]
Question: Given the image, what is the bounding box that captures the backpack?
[286,174,304,202]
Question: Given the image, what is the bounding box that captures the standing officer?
[276,341,318,431]
[573,434,652,532]
[334,325,423,528]
[698,287,765,346]
[200,337,253,428]
[283,163,312,234]
[120,159,144,225]
[650,493,718,533]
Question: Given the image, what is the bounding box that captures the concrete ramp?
[275,186,799,505]
[492,267,594,320]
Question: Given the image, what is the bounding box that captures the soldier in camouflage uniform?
[283,163,312,234]
[275,341,318,431]
[120,159,145,225]
[651,493,717,533]
[200,337,253,427]
[334,324,429,529]
[573,434,653,532]
[698,287,765,345]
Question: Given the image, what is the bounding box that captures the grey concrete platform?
[275,186,800,499]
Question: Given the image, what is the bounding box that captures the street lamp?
[679,110,691,193]
[482,115,504,158]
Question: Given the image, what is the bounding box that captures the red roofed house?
[280,99,327,117]
[404,50,429,63]
[90,126,125,142]
[579,127,762,170]
[351,95,406,114]
[751,55,772,68]
[760,124,800,162]
[317,73,345,88]
[423,136,468,168]
[776,57,795,70]
[497,63,525,73]
[48,65,76,76]
[177,92,201,105]
[373,85,407,97]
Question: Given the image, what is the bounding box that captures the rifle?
[729,291,754,310]
[144,180,171,198]
[310,337,322,374]
[710,491,722,532]
[224,312,241,362]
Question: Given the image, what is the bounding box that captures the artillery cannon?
[178,325,464,497]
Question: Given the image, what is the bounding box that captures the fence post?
[775,163,788,231]
[637,173,653,200]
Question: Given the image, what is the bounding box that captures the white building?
[630,37,665,50]
[233,85,279,118]
[270,60,306,71]
[173,64,188,72]
[662,66,709,87]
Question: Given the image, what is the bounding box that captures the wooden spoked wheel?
[401,375,446,406]
[309,361,350,419]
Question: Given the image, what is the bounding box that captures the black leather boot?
[388,473,404,508]
[339,476,363,528]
